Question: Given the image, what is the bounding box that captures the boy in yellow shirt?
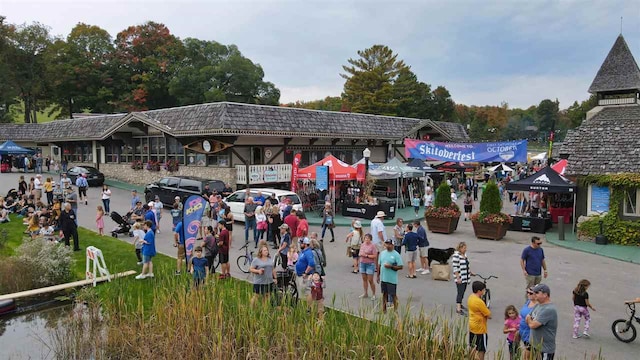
[468,281,491,360]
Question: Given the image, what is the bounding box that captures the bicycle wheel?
[212,254,220,272]
[237,255,250,273]
[484,289,491,309]
[612,319,637,343]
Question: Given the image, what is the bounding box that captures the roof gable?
[589,35,640,94]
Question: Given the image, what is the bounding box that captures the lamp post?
[363,147,371,181]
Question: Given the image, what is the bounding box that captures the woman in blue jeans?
[321,203,335,242]
[358,233,378,300]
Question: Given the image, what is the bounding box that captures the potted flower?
[164,159,180,172]
[131,160,143,170]
[424,182,461,234]
[146,160,161,172]
[471,180,512,240]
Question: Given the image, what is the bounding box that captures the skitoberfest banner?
[291,153,301,192]
[182,195,206,264]
[404,139,528,163]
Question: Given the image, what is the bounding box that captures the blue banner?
[316,165,329,191]
[590,185,610,214]
[182,195,206,264]
[404,139,528,163]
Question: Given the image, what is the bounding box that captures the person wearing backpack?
[310,238,326,277]
[201,225,218,274]
[321,202,336,242]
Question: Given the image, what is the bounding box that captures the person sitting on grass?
[0,207,9,224]
[135,220,156,280]
[190,246,209,289]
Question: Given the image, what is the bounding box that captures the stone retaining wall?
[71,163,236,187]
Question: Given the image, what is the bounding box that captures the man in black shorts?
[217,220,231,278]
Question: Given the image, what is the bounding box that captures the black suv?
[144,176,225,205]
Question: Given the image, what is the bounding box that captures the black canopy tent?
[506,166,577,232]
[406,158,442,173]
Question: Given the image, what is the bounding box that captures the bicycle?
[612,302,640,343]
[472,273,498,309]
[236,242,254,273]
[272,266,299,307]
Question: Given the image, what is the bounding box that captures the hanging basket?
[471,221,508,241]
[425,216,460,234]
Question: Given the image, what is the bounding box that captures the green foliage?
[434,182,452,208]
[536,99,559,133]
[577,174,640,246]
[479,181,502,214]
[285,96,343,111]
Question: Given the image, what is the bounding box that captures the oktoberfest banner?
[404,139,528,163]
[182,195,206,264]
[291,153,301,192]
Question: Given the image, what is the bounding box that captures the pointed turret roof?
[588,34,640,94]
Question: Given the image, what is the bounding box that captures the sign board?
[316,165,329,191]
[182,195,206,264]
[404,139,528,163]
[589,185,610,214]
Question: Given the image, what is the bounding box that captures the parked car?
[66,166,105,186]
[224,188,302,222]
[144,176,225,206]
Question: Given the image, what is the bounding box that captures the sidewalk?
[546,227,640,264]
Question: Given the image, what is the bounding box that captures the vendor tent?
[488,163,515,173]
[530,152,547,161]
[434,161,476,172]
[351,157,380,170]
[505,166,575,193]
[406,158,442,173]
[377,157,425,178]
[551,159,567,175]
[0,140,35,155]
[297,155,357,180]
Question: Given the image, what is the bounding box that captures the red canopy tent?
[551,159,567,175]
[297,155,357,180]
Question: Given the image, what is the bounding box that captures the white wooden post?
[85,246,111,286]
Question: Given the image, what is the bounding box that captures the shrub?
[434,182,452,208]
[424,204,461,218]
[480,181,502,214]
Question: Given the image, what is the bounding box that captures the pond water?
[0,303,72,359]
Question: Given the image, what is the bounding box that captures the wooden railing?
[598,97,637,106]
[236,164,292,184]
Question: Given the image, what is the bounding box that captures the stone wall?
[71,162,236,187]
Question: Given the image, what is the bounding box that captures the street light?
[363,148,371,181]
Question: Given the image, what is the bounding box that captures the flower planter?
[425,216,460,234]
[471,221,508,240]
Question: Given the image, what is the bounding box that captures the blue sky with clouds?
[3,0,639,109]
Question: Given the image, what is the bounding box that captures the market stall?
[0,140,36,173]
[297,155,357,213]
[506,166,577,233]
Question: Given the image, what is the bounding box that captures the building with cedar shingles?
[0,102,468,187]
[560,34,640,222]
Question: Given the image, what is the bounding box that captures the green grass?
[9,101,61,123]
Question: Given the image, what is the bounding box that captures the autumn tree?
[113,21,185,110]
[341,45,407,115]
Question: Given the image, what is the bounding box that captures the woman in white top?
[392,218,405,254]
[255,206,267,247]
[345,220,363,273]
[101,184,112,215]
[450,187,458,203]
[152,197,163,233]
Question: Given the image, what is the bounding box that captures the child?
[152,196,163,233]
[411,193,421,217]
[132,222,145,265]
[308,271,326,318]
[190,246,209,289]
[287,242,299,268]
[39,221,57,242]
[573,279,596,338]
[96,205,105,236]
[503,304,521,359]
[170,203,181,231]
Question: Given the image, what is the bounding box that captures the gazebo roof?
[588,34,640,94]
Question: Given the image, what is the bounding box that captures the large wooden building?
[0,102,469,187]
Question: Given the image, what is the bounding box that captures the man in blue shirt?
[130,190,140,211]
[295,237,316,300]
[254,191,266,206]
[402,223,420,278]
[377,239,403,313]
[414,219,430,275]
[520,236,547,290]
[136,220,156,279]
[143,204,157,233]
[174,221,186,275]
[75,174,89,205]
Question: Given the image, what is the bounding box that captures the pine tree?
[434,182,452,208]
[480,181,502,214]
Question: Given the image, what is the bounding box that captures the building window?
[624,188,640,216]
[62,142,92,163]
[166,137,184,165]
[208,153,230,167]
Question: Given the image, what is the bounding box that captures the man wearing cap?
[130,201,144,223]
[130,190,140,211]
[295,237,316,298]
[377,238,403,313]
[526,284,557,360]
[370,211,388,252]
[277,223,291,269]
[60,173,72,190]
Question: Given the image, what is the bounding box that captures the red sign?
[291,153,301,192]
[356,163,366,182]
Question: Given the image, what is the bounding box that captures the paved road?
[2,172,639,359]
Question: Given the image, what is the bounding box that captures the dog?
[428,247,456,267]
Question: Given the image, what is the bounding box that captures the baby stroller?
[5,188,18,200]
[110,211,132,238]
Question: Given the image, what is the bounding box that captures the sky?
[2,0,640,109]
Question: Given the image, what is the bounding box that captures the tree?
[536,99,559,133]
[113,21,185,110]
[429,86,455,121]
[341,45,407,115]
[7,22,52,123]
[285,96,343,111]
[565,94,597,128]
[480,180,502,214]
[0,16,18,122]
[392,68,433,119]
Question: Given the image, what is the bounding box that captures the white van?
[223,188,303,222]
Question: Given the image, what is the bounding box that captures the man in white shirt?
[423,189,434,208]
[370,211,387,252]
[34,174,43,202]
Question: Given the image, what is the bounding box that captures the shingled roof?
[0,114,128,142]
[560,104,640,176]
[137,102,469,141]
[588,34,640,94]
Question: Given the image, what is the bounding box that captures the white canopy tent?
[488,163,515,173]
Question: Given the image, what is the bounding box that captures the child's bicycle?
[236,242,254,273]
[612,302,640,343]
[472,273,498,308]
